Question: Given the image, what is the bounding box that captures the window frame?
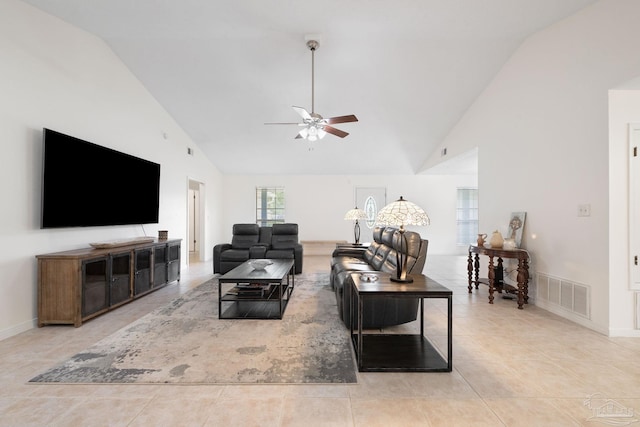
[456,187,478,246]
[256,187,285,227]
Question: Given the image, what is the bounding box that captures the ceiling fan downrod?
[307,40,319,115]
[263,38,357,141]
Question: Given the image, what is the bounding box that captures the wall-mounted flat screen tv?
[41,128,161,228]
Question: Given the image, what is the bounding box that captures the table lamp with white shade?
[344,207,368,245]
[376,196,430,283]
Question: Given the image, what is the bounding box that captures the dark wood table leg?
[488,255,495,304]
[523,257,529,304]
[516,258,529,308]
[474,254,480,289]
[467,251,473,293]
[496,257,504,293]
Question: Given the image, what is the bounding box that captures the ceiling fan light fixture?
[300,124,326,142]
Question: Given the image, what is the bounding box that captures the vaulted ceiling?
[22,0,597,175]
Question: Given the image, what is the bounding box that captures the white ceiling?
[22,0,597,175]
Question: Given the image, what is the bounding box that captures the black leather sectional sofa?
[330,226,428,329]
[213,223,303,274]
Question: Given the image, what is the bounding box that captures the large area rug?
[30,272,358,384]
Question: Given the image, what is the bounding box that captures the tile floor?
[1,254,640,426]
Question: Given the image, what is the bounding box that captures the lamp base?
[390,276,413,283]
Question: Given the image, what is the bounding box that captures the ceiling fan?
[265,39,358,141]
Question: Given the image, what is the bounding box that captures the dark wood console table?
[467,245,530,309]
[37,239,181,327]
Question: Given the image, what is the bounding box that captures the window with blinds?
[457,188,478,245]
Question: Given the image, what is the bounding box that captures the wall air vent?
[536,272,590,319]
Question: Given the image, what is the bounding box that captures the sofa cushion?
[394,230,424,273]
[363,241,381,264]
[371,244,391,270]
[271,223,299,249]
[231,224,260,249]
[380,227,396,246]
[265,249,295,259]
[258,227,272,246]
[381,249,398,273]
[220,249,251,261]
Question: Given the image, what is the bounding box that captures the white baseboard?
[535,300,608,335]
[0,318,36,342]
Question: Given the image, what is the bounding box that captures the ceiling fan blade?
[325,114,358,125]
[324,126,349,138]
[292,106,312,121]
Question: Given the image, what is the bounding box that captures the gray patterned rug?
[30,273,357,384]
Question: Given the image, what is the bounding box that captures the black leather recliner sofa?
[213,223,303,274]
[331,226,428,329]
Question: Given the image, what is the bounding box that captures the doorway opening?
[188,179,205,265]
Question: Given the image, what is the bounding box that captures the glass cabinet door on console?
[134,248,152,295]
[110,252,131,306]
[82,258,108,317]
[167,242,180,283]
[154,245,167,287]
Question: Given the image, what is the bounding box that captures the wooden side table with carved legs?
[467,245,530,309]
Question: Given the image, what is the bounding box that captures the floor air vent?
[536,273,590,319]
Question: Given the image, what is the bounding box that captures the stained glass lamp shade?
[376,196,430,282]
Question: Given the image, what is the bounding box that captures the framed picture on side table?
[508,212,526,247]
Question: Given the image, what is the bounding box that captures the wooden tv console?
[37,238,181,327]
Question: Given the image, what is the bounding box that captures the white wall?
[0,0,223,339]
[422,0,640,335]
[609,88,640,336]
[220,173,477,257]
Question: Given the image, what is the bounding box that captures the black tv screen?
[41,128,161,228]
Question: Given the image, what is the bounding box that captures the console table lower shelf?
[350,272,453,372]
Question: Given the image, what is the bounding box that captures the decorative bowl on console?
[249,260,272,270]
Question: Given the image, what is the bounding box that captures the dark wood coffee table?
[350,272,452,372]
[218,259,294,319]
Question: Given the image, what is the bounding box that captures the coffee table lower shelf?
[220,290,291,320]
[351,334,449,372]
